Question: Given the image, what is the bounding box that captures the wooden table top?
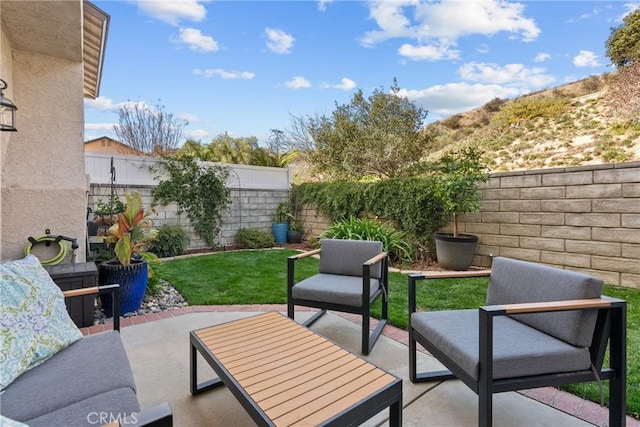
[192,311,399,427]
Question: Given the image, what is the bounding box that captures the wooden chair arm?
[64,284,121,331]
[288,248,321,260]
[483,298,613,315]
[364,252,388,266]
[411,269,491,280]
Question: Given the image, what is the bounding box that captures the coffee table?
[190,311,402,426]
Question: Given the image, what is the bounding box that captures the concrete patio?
[84,306,637,427]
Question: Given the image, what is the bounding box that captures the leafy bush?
[291,176,449,256]
[320,217,413,263]
[148,224,190,258]
[491,96,571,127]
[235,228,275,249]
[482,97,505,113]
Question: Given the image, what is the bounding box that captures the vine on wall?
[151,156,231,248]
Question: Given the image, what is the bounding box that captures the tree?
[114,101,187,154]
[605,60,640,124]
[290,79,431,179]
[605,9,640,68]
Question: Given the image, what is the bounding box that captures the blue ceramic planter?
[99,259,148,317]
[272,222,289,244]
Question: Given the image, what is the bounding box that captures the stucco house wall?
[1,1,107,262]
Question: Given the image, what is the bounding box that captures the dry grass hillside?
[423,74,640,172]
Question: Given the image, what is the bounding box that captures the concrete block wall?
[88,184,289,250]
[451,161,639,287]
[299,204,331,242]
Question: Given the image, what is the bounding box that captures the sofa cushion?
[0,255,83,390]
[1,331,137,422]
[25,388,140,427]
[486,257,603,347]
[412,309,592,380]
[318,239,383,278]
[292,273,380,307]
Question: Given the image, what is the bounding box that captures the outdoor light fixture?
[0,78,18,132]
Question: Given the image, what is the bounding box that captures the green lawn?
[155,249,639,418]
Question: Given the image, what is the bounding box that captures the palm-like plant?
[105,192,159,266]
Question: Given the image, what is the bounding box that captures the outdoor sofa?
[1,255,172,426]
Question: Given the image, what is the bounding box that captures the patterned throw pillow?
[0,255,83,390]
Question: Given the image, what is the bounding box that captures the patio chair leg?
[301,309,326,327]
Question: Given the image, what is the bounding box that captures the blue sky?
[84,0,640,146]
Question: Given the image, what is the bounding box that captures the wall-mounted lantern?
[0,79,18,132]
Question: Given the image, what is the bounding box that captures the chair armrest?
[288,248,321,260]
[483,298,613,315]
[408,270,491,314]
[364,251,387,266]
[63,284,121,331]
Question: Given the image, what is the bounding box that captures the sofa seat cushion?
[1,331,137,422]
[292,273,379,307]
[412,309,592,380]
[24,388,140,427]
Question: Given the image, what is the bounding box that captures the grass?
[155,249,639,418]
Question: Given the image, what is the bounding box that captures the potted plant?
[287,220,303,243]
[433,147,489,270]
[272,201,290,244]
[99,192,159,316]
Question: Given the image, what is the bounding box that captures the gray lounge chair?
[287,238,389,354]
[409,256,627,427]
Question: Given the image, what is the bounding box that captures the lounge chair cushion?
[486,257,602,347]
[318,239,383,279]
[292,273,380,307]
[412,309,592,380]
[1,331,137,422]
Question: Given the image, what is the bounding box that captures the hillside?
[422,74,640,172]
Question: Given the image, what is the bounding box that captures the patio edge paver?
[80,304,638,427]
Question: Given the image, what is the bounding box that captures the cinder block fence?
[456,161,640,287]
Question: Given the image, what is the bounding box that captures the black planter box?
[44,262,97,328]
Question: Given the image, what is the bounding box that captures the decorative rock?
[95,281,188,324]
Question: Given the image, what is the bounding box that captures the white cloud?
[477,44,490,54]
[618,3,640,22]
[184,129,211,140]
[84,97,148,112]
[284,76,311,89]
[85,122,117,131]
[397,82,521,121]
[318,0,334,11]
[265,28,295,54]
[459,62,555,88]
[175,28,219,52]
[573,50,601,67]
[534,52,551,63]
[398,43,460,61]
[193,68,255,79]
[179,113,199,123]
[135,0,207,26]
[323,78,357,90]
[360,0,540,61]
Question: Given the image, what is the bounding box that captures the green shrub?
[482,97,505,113]
[492,96,571,127]
[235,228,275,249]
[320,217,414,263]
[148,224,190,258]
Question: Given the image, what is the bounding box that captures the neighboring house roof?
[84,136,144,155]
[0,0,109,99]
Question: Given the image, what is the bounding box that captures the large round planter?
[272,223,289,244]
[98,259,148,317]
[287,230,302,243]
[434,232,479,271]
